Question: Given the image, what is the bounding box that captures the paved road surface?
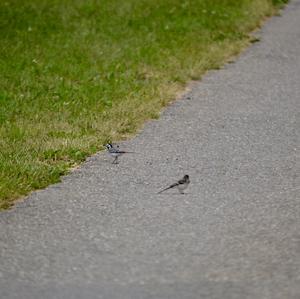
[1,1,299,298]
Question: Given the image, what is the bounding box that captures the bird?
[158,175,190,194]
[105,143,135,164]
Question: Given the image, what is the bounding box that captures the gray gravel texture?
[1,1,300,299]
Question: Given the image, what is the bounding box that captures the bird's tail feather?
[157,187,170,194]
[157,183,178,194]
[119,151,137,154]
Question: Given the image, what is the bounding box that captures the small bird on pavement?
[158,175,190,194]
[105,143,135,164]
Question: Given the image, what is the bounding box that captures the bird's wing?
[177,178,186,185]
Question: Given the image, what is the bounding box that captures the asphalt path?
[1,1,299,298]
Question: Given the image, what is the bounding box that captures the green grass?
[0,0,288,209]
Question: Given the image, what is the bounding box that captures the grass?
[0,0,288,209]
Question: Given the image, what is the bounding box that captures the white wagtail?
[105,143,135,164]
[158,175,190,194]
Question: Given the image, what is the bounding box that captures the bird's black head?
[105,143,113,149]
[184,174,189,180]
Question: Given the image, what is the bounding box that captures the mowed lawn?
[0,0,287,209]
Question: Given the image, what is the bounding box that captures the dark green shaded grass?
[0,0,288,209]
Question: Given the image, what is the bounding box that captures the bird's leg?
[114,156,119,164]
